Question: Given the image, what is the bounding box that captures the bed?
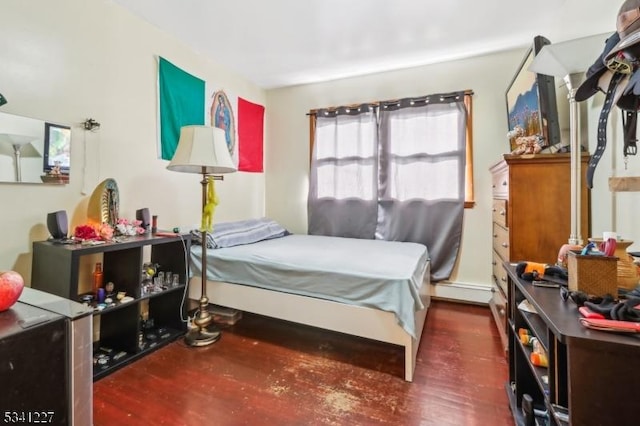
[188,223,430,382]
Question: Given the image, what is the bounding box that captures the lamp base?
[184,324,221,347]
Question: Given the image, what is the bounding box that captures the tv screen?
[43,122,71,173]
[505,35,560,153]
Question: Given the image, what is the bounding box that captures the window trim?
[464,93,475,208]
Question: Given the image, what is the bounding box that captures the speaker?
[136,208,150,231]
[47,210,68,240]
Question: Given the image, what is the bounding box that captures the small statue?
[50,161,62,176]
[105,281,115,297]
[511,135,543,155]
[201,176,218,232]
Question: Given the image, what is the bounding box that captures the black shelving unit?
[31,233,191,380]
[504,262,640,425]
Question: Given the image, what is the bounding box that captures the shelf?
[506,382,550,426]
[548,404,569,426]
[511,322,549,398]
[82,295,136,315]
[505,382,525,426]
[93,327,184,380]
[141,283,186,301]
[93,349,137,380]
[32,233,191,381]
[519,310,549,352]
[84,284,187,315]
[38,233,188,255]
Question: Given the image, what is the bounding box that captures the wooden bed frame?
[188,262,430,382]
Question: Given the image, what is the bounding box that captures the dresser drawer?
[493,223,510,262]
[489,283,508,355]
[491,283,507,318]
[492,250,508,295]
[492,199,507,228]
[491,167,509,198]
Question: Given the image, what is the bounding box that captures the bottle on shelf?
[93,262,104,298]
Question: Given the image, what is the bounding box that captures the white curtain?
[308,93,467,280]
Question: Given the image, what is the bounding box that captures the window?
[308,91,473,281]
[310,92,475,208]
[313,111,378,200]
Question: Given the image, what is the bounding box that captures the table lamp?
[167,125,236,346]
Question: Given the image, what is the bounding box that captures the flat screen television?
[43,122,71,174]
[505,35,560,153]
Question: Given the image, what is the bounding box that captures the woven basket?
[567,250,618,296]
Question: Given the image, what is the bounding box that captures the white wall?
[0,0,266,281]
[265,46,640,299]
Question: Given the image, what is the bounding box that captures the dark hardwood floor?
[93,300,514,425]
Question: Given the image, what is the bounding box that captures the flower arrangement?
[74,222,114,241]
[115,218,145,237]
[73,218,143,242]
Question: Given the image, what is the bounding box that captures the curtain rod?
[307,89,474,116]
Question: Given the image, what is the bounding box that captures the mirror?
[0,111,71,184]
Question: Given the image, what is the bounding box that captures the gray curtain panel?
[377,95,467,280]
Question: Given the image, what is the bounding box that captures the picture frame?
[210,90,236,157]
[43,122,71,173]
[505,35,560,153]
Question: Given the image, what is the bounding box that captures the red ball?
[0,270,24,312]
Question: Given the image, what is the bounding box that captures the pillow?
[191,218,290,248]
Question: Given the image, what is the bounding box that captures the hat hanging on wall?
[575,32,621,102]
[604,0,640,64]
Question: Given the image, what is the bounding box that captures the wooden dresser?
[488,153,590,353]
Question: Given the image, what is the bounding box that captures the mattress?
[190,234,430,338]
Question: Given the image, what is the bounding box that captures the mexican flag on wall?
[157,56,265,172]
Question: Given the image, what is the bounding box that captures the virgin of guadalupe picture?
[210,90,236,157]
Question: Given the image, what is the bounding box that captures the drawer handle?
[492,208,496,212]
[502,181,507,186]
[501,242,508,248]
[492,261,497,266]
[493,234,498,238]
[492,184,496,188]
[491,287,496,293]
[500,210,506,216]
[501,277,507,282]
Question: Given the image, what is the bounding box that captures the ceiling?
[112,0,620,89]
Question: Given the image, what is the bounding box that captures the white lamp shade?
[167,126,236,174]
[0,133,41,158]
[528,33,610,78]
